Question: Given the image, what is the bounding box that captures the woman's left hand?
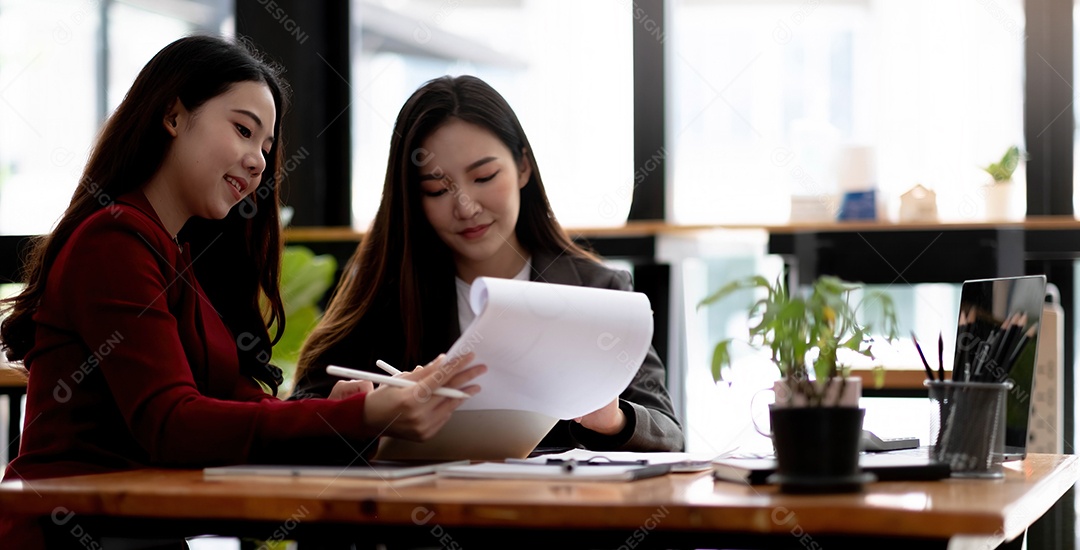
[574,398,626,435]
[329,379,374,400]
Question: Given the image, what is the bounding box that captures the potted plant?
[269,245,337,394]
[699,274,898,493]
[981,145,1024,221]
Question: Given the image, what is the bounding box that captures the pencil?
[375,359,403,376]
[1003,324,1038,378]
[937,332,945,382]
[990,313,1020,375]
[912,332,935,381]
[956,308,973,381]
[326,365,471,399]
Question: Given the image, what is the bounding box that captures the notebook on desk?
[439,462,672,482]
[203,460,469,480]
[712,452,950,485]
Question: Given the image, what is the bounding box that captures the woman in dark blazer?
[292,75,683,452]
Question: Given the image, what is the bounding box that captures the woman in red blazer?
[0,36,484,548]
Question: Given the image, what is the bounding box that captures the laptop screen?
[953,275,1046,459]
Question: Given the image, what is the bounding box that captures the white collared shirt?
[455,259,532,331]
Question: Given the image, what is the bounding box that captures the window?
[350,0,633,230]
[0,1,100,235]
[670,0,1026,225]
[0,0,233,236]
[679,244,964,454]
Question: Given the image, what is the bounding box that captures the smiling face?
[156,80,276,228]
[417,118,531,283]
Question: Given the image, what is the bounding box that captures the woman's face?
[417,118,531,283]
[163,80,276,221]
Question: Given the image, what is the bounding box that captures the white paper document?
[447,277,653,420]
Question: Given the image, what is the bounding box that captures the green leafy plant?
[270,246,337,390]
[982,145,1024,183]
[697,274,899,406]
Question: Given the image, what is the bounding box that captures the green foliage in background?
[983,145,1024,183]
[271,246,337,391]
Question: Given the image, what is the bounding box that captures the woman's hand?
[574,398,627,436]
[329,380,373,400]
[363,352,486,441]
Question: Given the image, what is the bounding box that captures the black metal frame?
[236,0,353,227]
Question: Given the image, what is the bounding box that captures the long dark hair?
[295,75,594,385]
[1,35,290,393]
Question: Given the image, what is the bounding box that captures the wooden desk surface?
[1,454,1075,545]
[0,365,27,388]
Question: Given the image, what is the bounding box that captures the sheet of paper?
[447,277,653,419]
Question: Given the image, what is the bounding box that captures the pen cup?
[925,380,1013,478]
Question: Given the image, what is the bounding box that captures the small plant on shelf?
[982,145,1024,184]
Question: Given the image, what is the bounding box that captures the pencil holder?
[926,380,1013,478]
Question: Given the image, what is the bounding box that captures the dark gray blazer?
[291,251,684,452]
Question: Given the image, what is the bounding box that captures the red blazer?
[5,192,375,484]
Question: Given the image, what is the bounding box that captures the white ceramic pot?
[983,181,1012,221]
[772,377,861,408]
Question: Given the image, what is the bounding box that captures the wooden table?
[0,454,1076,549]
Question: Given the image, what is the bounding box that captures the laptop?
[953,275,1047,461]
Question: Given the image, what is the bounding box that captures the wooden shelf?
[283,216,1080,243]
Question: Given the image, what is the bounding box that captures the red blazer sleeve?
[55,212,376,466]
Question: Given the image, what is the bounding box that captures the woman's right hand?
[362,352,485,441]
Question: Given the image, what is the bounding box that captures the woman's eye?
[476,170,500,183]
[423,188,449,198]
[236,123,252,138]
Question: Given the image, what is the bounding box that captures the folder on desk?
[712,454,950,485]
[508,449,718,473]
[438,462,671,482]
[203,460,469,480]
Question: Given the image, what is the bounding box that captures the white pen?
[375,359,403,376]
[326,365,470,399]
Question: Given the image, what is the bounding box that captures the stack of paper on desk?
[375,277,654,462]
[509,449,718,473]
